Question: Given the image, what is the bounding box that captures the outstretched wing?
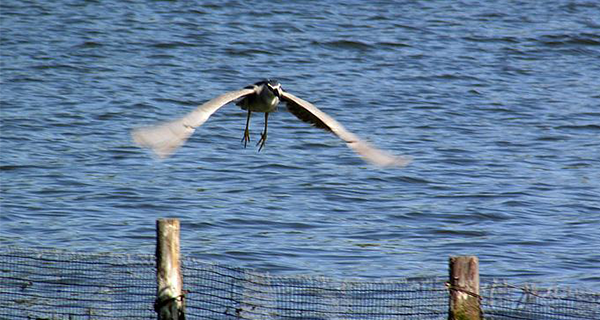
[280,90,412,167]
[132,87,256,158]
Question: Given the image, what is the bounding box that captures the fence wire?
[480,281,600,320]
[1,247,598,319]
[0,246,156,319]
[182,262,446,319]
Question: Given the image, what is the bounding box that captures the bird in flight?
[131,80,411,167]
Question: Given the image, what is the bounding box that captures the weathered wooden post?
[448,256,481,320]
[155,218,185,320]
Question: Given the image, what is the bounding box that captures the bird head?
[265,79,283,98]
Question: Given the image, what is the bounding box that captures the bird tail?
[131,119,195,159]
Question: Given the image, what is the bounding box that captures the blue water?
[1,1,599,289]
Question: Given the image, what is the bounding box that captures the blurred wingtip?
[370,154,413,168]
[384,155,413,168]
[346,140,412,168]
[131,119,195,159]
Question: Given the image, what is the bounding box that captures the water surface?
[1,0,599,289]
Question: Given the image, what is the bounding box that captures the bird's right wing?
[281,90,412,167]
[131,87,256,158]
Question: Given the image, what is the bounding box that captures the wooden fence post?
[155,218,185,320]
[448,256,481,320]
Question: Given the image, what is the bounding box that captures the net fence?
[480,282,600,320]
[1,247,598,319]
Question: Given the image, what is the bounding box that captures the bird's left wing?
[280,90,412,167]
[132,87,256,158]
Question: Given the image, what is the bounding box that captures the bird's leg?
[257,113,269,152]
[242,110,251,148]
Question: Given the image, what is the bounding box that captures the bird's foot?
[257,132,267,152]
[241,129,250,148]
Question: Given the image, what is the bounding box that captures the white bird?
[131,80,411,167]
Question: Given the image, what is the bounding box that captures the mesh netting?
[480,281,600,320]
[1,247,599,319]
[182,260,446,319]
[0,247,156,319]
